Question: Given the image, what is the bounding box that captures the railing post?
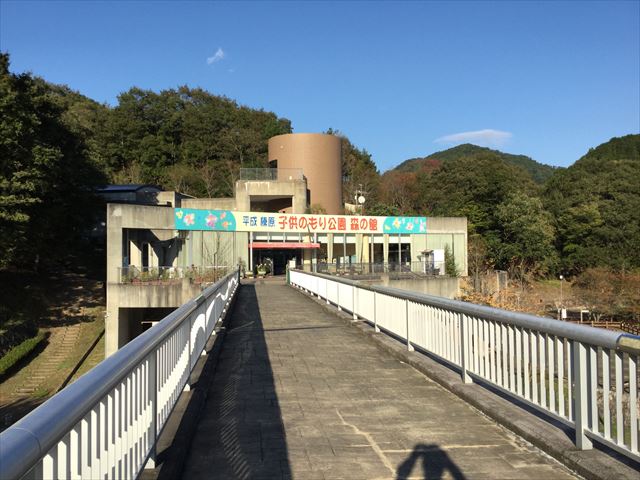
[145,352,158,469]
[573,340,593,450]
[373,291,380,333]
[184,313,192,392]
[406,299,414,352]
[352,286,357,320]
[460,313,472,383]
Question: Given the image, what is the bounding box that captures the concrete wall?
[112,281,202,309]
[423,217,468,276]
[107,203,187,357]
[179,231,247,268]
[268,133,342,214]
[234,179,308,214]
[182,198,237,210]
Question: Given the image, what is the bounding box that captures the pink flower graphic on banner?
[206,213,217,228]
[184,213,195,226]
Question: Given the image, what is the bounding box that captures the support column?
[129,236,142,268]
[355,233,363,263]
[370,234,374,266]
[327,233,334,263]
[106,204,123,358]
[383,234,389,265]
[313,233,318,272]
[343,234,347,265]
[249,233,253,272]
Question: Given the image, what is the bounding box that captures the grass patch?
[33,386,50,399]
[0,331,46,376]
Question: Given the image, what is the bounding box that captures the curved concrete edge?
[292,287,640,480]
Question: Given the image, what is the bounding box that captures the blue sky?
[1,1,638,171]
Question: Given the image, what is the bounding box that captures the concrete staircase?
[11,324,81,397]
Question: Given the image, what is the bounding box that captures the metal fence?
[289,269,640,462]
[0,270,240,480]
[238,168,304,181]
[303,261,446,277]
[118,266,230,285]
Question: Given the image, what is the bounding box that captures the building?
[105,133,467,356]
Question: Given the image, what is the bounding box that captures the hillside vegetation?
[543,134,640,274]
[1,51,638,306]
[394,143,559,184]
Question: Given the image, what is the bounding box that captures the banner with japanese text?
[174,208,427,234]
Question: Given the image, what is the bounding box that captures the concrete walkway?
[182,279,578,479]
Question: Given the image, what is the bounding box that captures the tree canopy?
[543,134,640,274]
[394,143,559,184]
[1,51,638,281]
[0,53,105,270]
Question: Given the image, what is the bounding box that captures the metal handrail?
[289,269,640,462]
[0,269,240,480]
[238,168,304,181]
[304,271,634,351]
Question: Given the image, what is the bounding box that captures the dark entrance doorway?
[253,249,301,275]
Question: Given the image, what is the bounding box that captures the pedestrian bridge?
[1,270,639,479]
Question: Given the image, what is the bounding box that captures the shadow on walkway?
[181,283,291,479]
[396,444,466,480]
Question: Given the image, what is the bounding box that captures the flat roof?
[97,184,161,193]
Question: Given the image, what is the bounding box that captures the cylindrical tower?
[268,133,342,214]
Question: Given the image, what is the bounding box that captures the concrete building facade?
[268,133,342,214]
[106,133,468,356]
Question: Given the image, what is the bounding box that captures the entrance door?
[253,249,300,275]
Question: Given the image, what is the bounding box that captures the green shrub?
[0,331,46,376]
[444,244,459,277]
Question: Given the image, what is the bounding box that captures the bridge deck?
[182,279,576,479]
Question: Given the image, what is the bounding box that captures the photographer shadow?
[396,443,466,480]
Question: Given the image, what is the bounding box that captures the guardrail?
[0,269,240,480]
[304,261,445,277]
[238,168,304,181]
[289,269,640,462]
[118,265,229,285]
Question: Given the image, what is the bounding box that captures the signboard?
[174,208,427,235]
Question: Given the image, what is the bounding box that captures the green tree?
[494,192,558,282]
[444,244,459,277]
[0,53,104,269]
[326,129,380,207]
[415,152,538,233]
[544,135,640,274]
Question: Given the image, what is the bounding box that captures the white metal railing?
[289,269,640,462]
[0,269,240,480]
[238,167,304,181]
[118,265,230,284]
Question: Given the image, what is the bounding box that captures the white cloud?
[206,47,225,65]
[434,129,513,147]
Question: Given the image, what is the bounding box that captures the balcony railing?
[306,261,446,277]
[118,266,230,285]
[239,168,304,181]
[0,270,240,480]
[289,269,640,463]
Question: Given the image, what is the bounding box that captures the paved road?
[182,279,578,479]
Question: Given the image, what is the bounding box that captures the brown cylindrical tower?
[268,133,342,214]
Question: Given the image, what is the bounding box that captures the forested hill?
[543,134,640,274]
[0,52,292,270]
[393,144,558,184]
